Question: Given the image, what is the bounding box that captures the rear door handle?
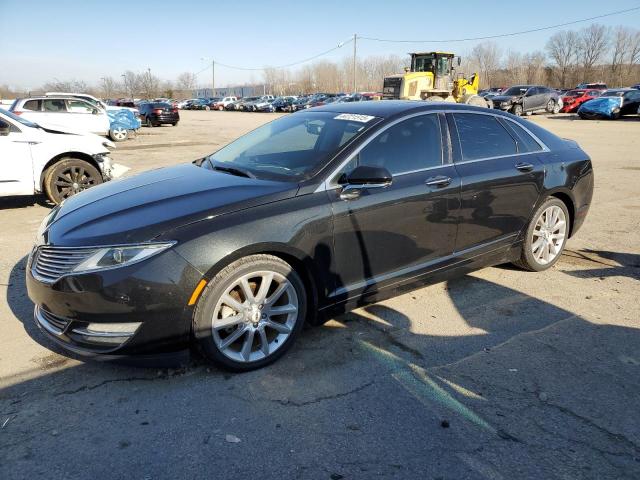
[515,162,534,172]
[425,175,452,188]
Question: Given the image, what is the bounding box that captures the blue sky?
[1,0,639,89]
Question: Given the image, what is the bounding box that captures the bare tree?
[100,76,118,98]
[42,78,90,94]
[470,41,502,88]
[121,71,139,99]
[578,24,610,80]
[546,30,579,88]
[176,72,197,92]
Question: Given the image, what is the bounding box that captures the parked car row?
[175,92,380,114]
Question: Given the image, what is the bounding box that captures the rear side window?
[22,100,41,111]
[355,114,442,174]
[43,99,67,112]
[500,120,542,153]
[453,113,517,161]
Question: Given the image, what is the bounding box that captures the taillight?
[154,108,163,114]
[172,108,177,113]
[13,111,22,115]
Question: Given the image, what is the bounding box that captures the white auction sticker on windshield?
[334,113,375,123]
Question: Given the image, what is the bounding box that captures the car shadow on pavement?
[0,195,52,211]
[3,251,640,479]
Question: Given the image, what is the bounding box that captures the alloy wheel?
[531,205,567,265]
[211,271,298,363]
[111,127,128,141]
[54,165,97,199]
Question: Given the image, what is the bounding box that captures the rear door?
[329,113,460,299]
[448,112,545,254]
[40,98,69,128]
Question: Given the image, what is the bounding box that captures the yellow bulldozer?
[382,51,490,107]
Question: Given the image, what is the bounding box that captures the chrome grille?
[32,246,98,283]
[36,306,71,334]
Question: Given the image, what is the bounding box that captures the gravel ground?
[1,110,639,480]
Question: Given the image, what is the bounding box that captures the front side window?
[342,114,443,176]
[207,111,379,181]
[454,113,517,161]
[67,99,94,113]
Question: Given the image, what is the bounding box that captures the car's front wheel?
[512,104,523,116]
[193,254,307,371]
[514,197,569,271]
[44,158,103,204]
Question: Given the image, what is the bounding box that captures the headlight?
[73,242,175,273]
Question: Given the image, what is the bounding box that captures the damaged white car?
[0,108,127,204]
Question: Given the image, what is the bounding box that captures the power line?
[359,6,640,43]
[195,37,353,75]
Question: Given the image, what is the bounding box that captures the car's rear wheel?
[514,197,569,271]
[146,116,154,127]
[44,158,103,204]
[205,105,210,111]
[109,126,128,142]
[193,254,307,371]
[172,122,178,126]
[218,105,224,111]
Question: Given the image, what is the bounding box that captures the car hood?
[43,163,299,246]
[28,125,114,151]
[491,94,519,102]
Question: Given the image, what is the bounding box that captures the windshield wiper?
[212,163,255,179]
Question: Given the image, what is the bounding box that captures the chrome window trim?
[316,111,445,192]
[315,108,550,193]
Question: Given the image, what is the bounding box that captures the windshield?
[602,90,625,97]
[414,55,435,73]
[205,111,380,181]
[502,86,528,96]
[566,90,585,96]
[0,108,38,128]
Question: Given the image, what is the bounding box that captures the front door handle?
[425,176,452,188]
[515,162,534,172]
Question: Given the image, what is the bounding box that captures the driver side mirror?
[0,120,10,136]
[92,108,99,115]
[457,56,462,66]
[340,165,392,200]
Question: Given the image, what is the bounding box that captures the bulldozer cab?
[410,52,455,92]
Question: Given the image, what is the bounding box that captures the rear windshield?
[152,103,172,108]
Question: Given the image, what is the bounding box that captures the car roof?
[308,100,504,118]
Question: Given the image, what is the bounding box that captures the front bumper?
[26,247,202,361]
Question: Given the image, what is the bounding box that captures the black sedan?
[138,102,179,127]
[27,102,594,371]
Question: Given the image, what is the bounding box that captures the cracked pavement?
[1,112,639,479]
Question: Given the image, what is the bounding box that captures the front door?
[449,112,545,254]
[523,87,542,112]
[0,119,35,196]
[329,113,460,300]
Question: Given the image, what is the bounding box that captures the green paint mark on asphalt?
[358,339,495,433]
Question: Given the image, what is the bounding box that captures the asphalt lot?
[1,110,639,479]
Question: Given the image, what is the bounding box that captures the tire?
[218,105,224,111]
[512,104,523,116]
[545,99,555,113]
[146,116,154,127]
[193,254,307,371]
[513,197,570,272]
[553,101,561,114]
[205,106,210,111]
[109,126,128,142]
[172,122,178,126]
[44,158,103,205]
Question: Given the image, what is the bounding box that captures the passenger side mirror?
[0,120,10,136]
[457,56,462,66]
[92,108,99,115]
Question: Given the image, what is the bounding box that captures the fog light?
[70,322,141,346]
